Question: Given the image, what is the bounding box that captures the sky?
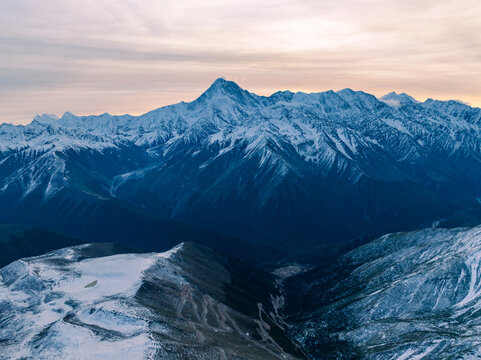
[1,0,480,124]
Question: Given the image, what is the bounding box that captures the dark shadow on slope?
[0,224,83,268]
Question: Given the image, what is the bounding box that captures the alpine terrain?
[2,80,481,359]
[1,79,481,261]
[285,226,481,359]
[4,227,481,358]
[0,242,305,359]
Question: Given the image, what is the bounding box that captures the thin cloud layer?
[1,0,480,124]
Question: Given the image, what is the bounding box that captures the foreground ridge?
[286,225,481,359]
[0,242,305,359]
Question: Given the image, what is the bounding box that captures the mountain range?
[3,226,481,359]
[1,79,481,262]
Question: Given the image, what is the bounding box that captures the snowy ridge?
[0,244,183,359]
[380,92,420,108]
[2,79,481,251]
[289,225,481,359]
[1,78,480,153]
[1,78,481,200]
[0,242,303,359]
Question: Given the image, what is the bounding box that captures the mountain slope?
[0,242,305,359]
[2,79,481,258]
[0,224,82,268]
[285,226,481,359]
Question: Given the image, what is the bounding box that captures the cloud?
[380,99,401,108]
[0,0,480,124]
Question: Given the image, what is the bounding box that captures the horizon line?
[1,78,478,126]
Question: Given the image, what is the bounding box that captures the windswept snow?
[0,244,182,360]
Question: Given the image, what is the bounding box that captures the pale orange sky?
[1,0,480,124]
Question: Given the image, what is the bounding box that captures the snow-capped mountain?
[0,242,305,359]
[2,78,481,260]
[379,91,419,107]
[286,225,481,359]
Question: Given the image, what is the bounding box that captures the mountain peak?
[380,92,419,107]
[33,113,59,124]
[199,78,251,101]
[210,77,231,88]
[60,111,77,120]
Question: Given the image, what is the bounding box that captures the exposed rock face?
[285,226,481,359]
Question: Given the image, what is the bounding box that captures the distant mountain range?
[1,79,481,262]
